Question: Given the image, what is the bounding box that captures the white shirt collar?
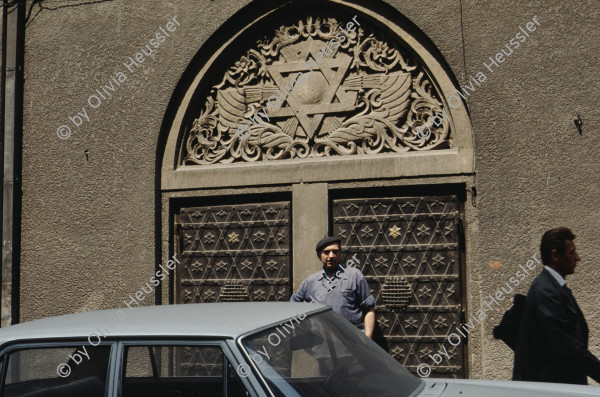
[544,265,566,287]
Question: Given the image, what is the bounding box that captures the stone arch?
[159,0,474,378]
[161,0,473,188]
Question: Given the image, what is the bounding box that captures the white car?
[0,302,597,396]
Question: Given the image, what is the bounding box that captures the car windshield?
[240,309,423,397]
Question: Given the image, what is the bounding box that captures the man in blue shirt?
[290,236,376,338]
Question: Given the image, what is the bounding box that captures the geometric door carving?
[333,195,463,378]
[175,202,291,304]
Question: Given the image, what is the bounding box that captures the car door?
[114,341,256,397]
[0,341,114,397]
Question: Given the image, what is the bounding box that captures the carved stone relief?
[182,16,452,165]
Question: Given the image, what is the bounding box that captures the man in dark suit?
[513,227,600,384]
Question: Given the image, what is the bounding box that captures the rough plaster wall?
[19,0,600,383]
[21,0,250,320]
[384,0,465,86]
[461,0,599,383]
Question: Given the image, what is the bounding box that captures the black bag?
[492,293,526,351]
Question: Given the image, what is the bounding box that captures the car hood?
[418,378,600,396]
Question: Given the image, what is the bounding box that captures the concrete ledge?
[162,148,473,189]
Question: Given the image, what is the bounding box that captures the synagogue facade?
[2,0,598,382]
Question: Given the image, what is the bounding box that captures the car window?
[2,345,111,397]
[121,345,248,397]
[241,311,422,397]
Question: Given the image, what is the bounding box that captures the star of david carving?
[405,316,418,329]
[389,225,401,239]
[447,347,457,360]
[191,211,202,219]
[360,226,373,238]
[402,255,416,268]
[418,286,432,298]
[433,315,448,329]
[190,261,203,273]
[215,260,228,272]
[184,16,451,165]
[390,346,404,358]
[276,231,286,243]
[432,253,445,267]
[266,43,356,139]
[228,232,240,243]
[444,224,454,236]
[252,231,266,243]
[204,290,216,302]
[419,347,433,359]
[374,256,389,269]
[377,317,390,329]
[266,259,278,272]
[416,224,430,237]
[204,232,215,244]
[240,259,253,271]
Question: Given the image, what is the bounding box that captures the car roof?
[0,303,328,345]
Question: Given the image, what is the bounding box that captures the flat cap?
[315,236,342,253]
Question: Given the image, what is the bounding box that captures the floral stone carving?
[182,17,451,165]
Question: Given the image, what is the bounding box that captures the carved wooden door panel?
[175,202,291,304]
[333,196,463,378]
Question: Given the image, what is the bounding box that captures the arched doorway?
[160,0,474,378]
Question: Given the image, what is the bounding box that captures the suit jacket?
[513,268,600,384]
